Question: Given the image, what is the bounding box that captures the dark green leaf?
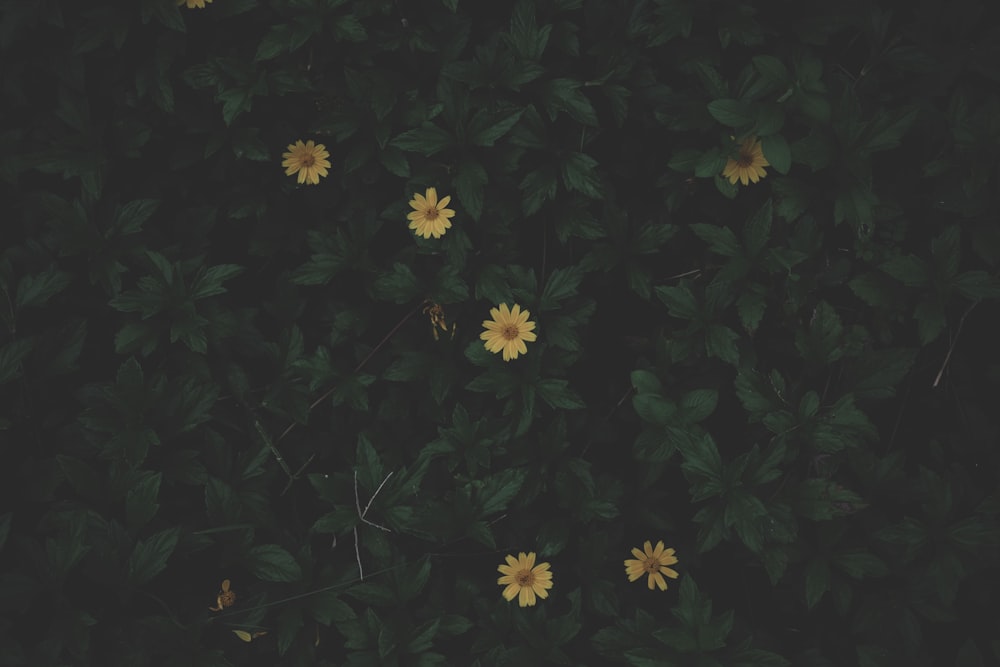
[655,285,699,320]
[737,288,766,334]
[371,263,420,303]
[560,152,601,197]
[832,550,888,579]
[391,124,454,156]
[953,271,1000,299]
[707,99,752,127]
[191,264,244,300]
[255,21,318,61]
[680,389,718,422]
[0,339,34,385]
[881,255,929,287]
[760,135,791,174]
[454,160,487,221]
[334,14,367,41]
[694,148,726,177]
[541,267,583,306]
[128,527,180,586]
[536,378,585,409]
[246,544,303,582]
[15,269,73,309]
[126,472,162,531]
[792,480,866,520]
[804,559,830,609]
[752,55,791,86]
[690,224,739,257]
[521,167,558,215]
[468,108,524,147]
[705,325,739,364]
[679,434,723,482]
[115,199,160,233]
[948,516,1000,550]
[378,146,410,177]
[477,468,526,516]
[542,78,597,126]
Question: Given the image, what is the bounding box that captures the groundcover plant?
[1,0,999,665]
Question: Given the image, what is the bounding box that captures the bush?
[1,0,999,665]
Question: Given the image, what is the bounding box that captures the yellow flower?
[721,136,770,186]
[624,540,679,591]
[178,0,212,7]
[480,303,537,362]
[208,579,236,611]
[281,140,332,185]
[407,187,455,239]
[497,552,553,607]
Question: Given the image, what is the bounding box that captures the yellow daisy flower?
[178,0,212,7]
[480,303,537,362]
[625,540,680,591]
[721,136,770,186]
[208,579,236,611]
[281,140,331,185]
[407,187,455,239]
[497,552,553,607]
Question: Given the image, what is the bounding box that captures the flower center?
[737,150,754,167]
[424,207,439,221]
[642,557,660,574]
[501,324,520,340]
[220,591,236,606]
[515,570,533,586]
[301,154,315,167]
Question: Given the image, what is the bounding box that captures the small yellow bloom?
[497,552,553,607]
[624,541,679,591]
[209,579,236,611]
[178,0,212,7]
[721,136,770,186]
[281,140,332,185]
[480,303,537,361]
[407,187,455,239]
[233,630,268,642]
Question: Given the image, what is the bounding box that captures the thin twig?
[580,385,635,456]
[664,268,701,281]
[252,419,293,481]
[932,301,978,388]
[281,452,316,496]
[278,302,424,442]
[353,525,363,580]
[362,472,394,530]
[212,564,406,618]
[352,468,395,580]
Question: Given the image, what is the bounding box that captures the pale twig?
[580,385,634,456]
[353,525,363,580]
[352,469,395,580]
[355,469,393,531]
[362,472,394,529]
[665,268,701,281]
[281,452,316,496]
[252,419,293,481]
[932,301,978,388]
[277,302,424,443]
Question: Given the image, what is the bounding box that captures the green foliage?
[3,0,1000,665]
